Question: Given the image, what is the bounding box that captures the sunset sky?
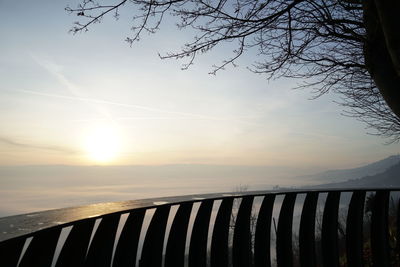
[1,0,399,170]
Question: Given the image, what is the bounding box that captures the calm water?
[0,165,319,217]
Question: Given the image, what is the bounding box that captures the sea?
[0,164,321,217]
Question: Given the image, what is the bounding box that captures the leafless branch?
[66,0,400,141]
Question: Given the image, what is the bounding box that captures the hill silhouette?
[300,155,400,184]
[313,160,400,188]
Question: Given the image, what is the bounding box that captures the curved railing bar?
[0,187,399,267]
[112,209,145,267]
[321,191,340,267]
[299,192,318,267]
[165,202,193,267]
[371,190,390,266]
[1,187,399,243]
[232,195,254,267]
[276,193,297,267]
[84,213,120,267]
[345,190,365,267]
[140,205,170,267]
[210,197,233,267]
[254,194,275,267]
[56,218,96,267]
[18,225,61,267]
[188,199,213,267]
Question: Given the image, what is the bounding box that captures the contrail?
[0,136,78,154]
[16,89,216,118]
[29,53,114,120]
[15,89,263,125]
[26,54,265,126]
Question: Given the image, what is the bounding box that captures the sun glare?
[84,125,121,164]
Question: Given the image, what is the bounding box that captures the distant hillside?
[300,155,400,183]
[312,161,400,189]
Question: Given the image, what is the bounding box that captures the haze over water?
[1,0,400,218]
[0,164,320,217]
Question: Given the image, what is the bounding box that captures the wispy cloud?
[26,54,265,126]
[0,136,78,154]
[16,89,265,126]
[29,53,113,120]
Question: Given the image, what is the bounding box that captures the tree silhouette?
[66,0,400,141]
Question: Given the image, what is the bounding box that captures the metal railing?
[0,188,399,267]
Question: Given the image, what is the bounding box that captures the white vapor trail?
[16,89,264,126]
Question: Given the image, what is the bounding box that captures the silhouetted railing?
[0,188,399,266]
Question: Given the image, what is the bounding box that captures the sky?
[1,0,399,170]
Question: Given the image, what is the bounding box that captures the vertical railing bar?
[19,227,62,267]
[206,201,221,267]
[51,226,73,267]
[346,190,365,267]
[371,190,390,267]
[86,218,102,258]
[232,196,254,267]
[55,218,96,267]
[17,237,32,267]
[184,202,201,267]
[189,199,214,267]
[321,191,340,267]
[276,193,297,267]
[162,205,180,267]
[84,213,121,267]
[139,205,171,267]
[210,197,234,267]
[396,198,400,258]
[299,192,319,267]
[112,209,145,267]
[165,202,193,267]
[0,236,26,267]
[254,194,275,267]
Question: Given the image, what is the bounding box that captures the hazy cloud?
[0,136,78,154]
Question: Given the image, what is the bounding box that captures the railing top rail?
[1,186,399,242]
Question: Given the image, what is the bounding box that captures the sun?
[84,125,121,164]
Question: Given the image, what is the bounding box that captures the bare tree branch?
[66,0,400,142]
